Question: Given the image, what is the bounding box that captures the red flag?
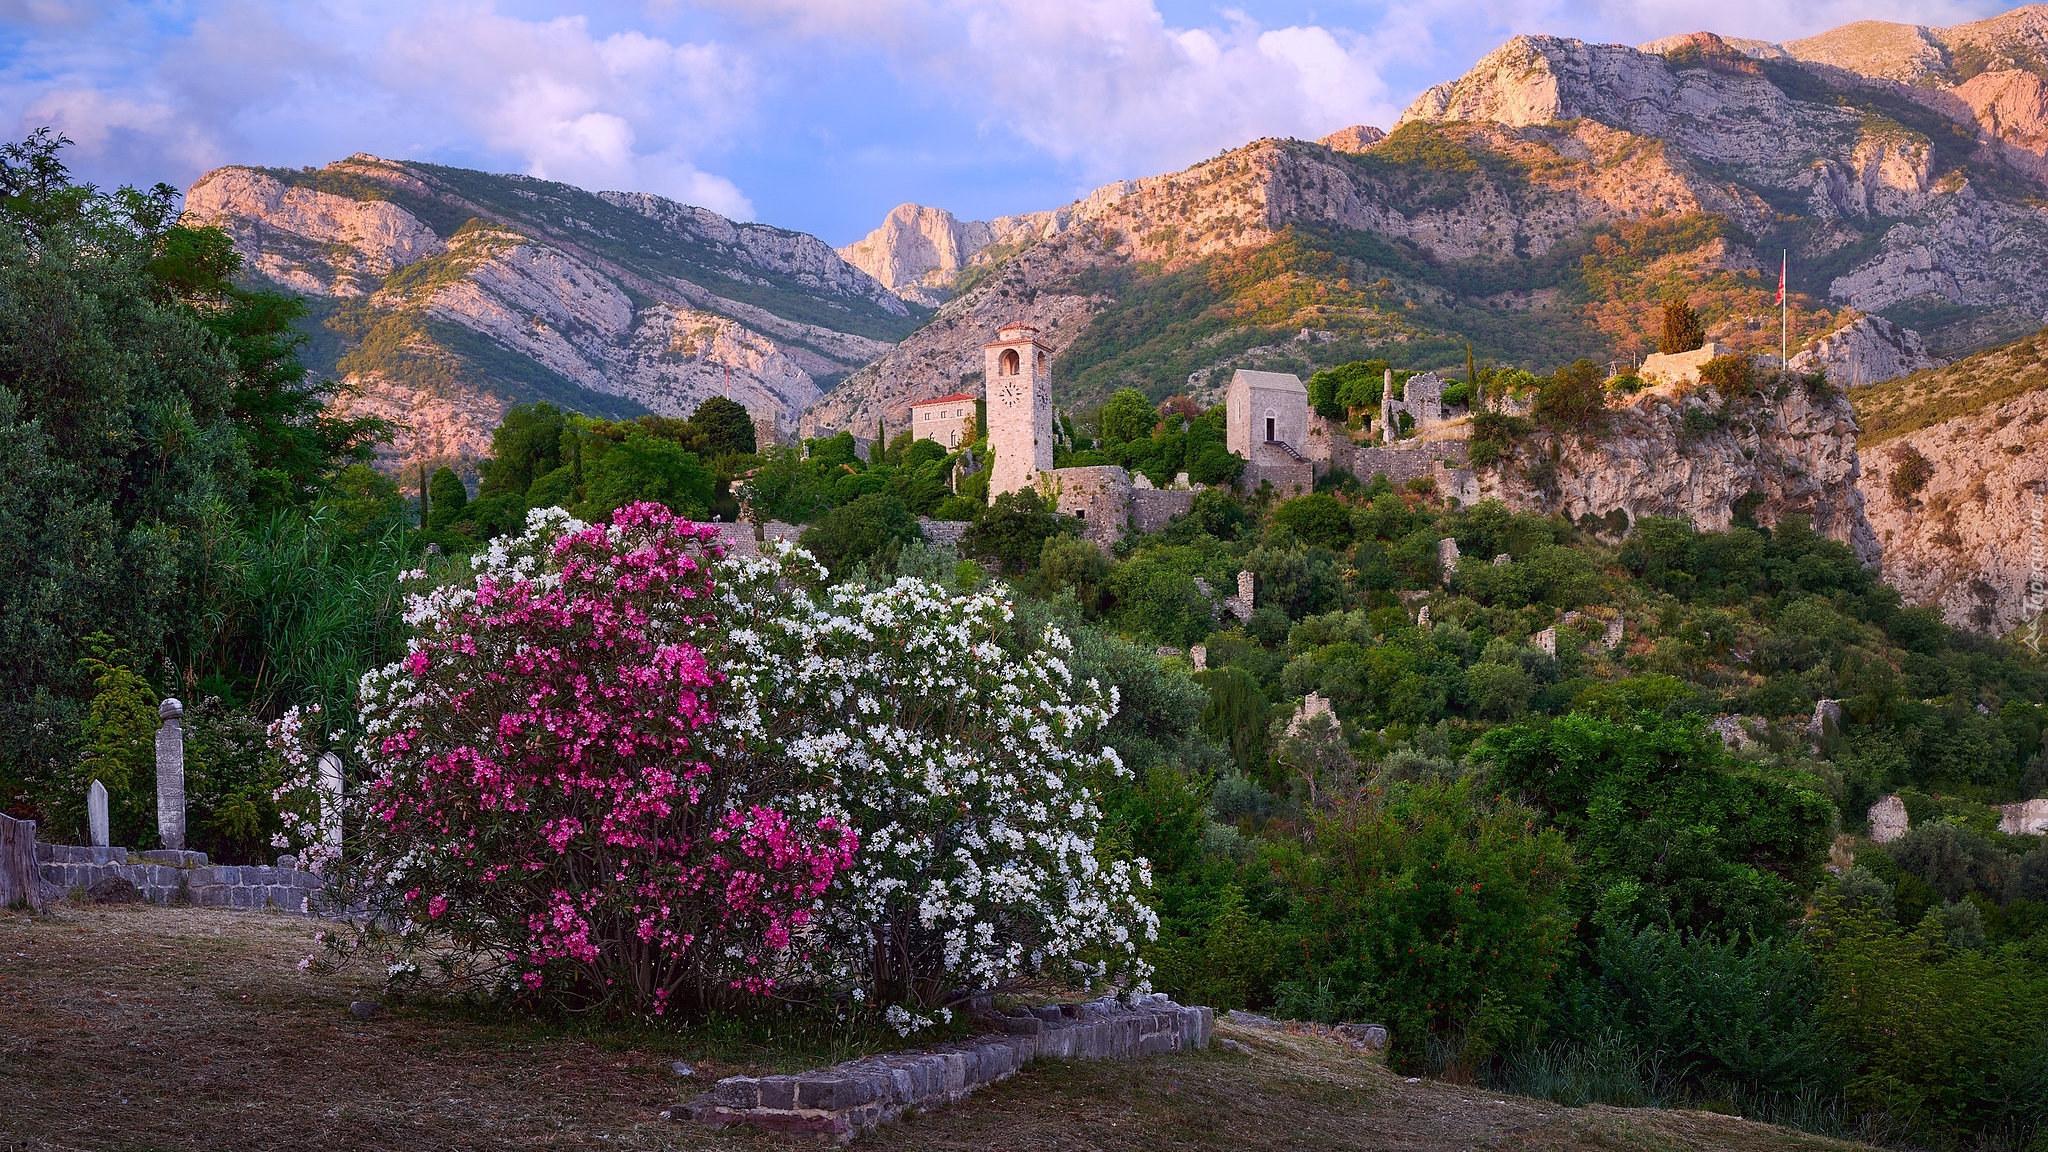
[1776,253,1786,306]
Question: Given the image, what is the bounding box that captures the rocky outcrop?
[326,376,503,478]
[1860,383,2048,634]
[185,157,911,476]
[1790,315,1945,385]
[182,167,445,297]
[1318,125,1386,153]
[837,204,1050,307]
[1481,384,1879,564]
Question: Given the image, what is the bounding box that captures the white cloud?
[0,1,758,217]
[699,0,1399,182]
[378,9,757,216]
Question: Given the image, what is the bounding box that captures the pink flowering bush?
[341,505,855,1013]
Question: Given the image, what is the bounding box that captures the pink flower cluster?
[360,503,857,1012]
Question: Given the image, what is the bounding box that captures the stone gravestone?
[155,698,186,851]
[88,779,110,848]
[316,752,344,854]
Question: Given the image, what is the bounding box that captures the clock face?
[997,382,1022,406]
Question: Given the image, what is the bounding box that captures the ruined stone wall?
[1049,465,1133,548]
[1131,488,1195,534]
[683,994,1211,1143]
[36,844,328,913]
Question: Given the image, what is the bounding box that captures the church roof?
[1230,369,1307,393]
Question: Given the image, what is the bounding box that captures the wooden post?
[0,812,42,911]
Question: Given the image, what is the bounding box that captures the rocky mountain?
[837,204,1050,308]
[806,7,2048,447]
[1850,326,2048,632]
[182,155,924,476]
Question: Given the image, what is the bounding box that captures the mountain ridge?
[182,153,923,477]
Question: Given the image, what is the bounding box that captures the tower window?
[1000,348,1020,376]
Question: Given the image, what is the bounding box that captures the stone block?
[713,1077,760,1110]
[1004,1033,1037,1065]
[755,1075,798,1111]
[1196,1006,1213,1048]
[998,1014,1042,1035]
[796,1075,875,1111]
[875,1064,916,1104]
[1037,1026,1073,1060]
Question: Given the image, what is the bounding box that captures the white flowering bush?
[712,544,1158,1011]
[266,703,341,872]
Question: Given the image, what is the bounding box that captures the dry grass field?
[0,903,1875,1152]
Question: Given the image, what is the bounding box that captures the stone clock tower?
[984,321,1054,498]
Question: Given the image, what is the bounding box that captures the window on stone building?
[1266,416,1276,442]
[1000,349,1020,376]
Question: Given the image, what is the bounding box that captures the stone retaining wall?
[36,843,327,913]
[682,994,1212,1143]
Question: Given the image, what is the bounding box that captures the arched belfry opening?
[1000,348,1021,376]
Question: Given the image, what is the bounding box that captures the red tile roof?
[911,392,979,406]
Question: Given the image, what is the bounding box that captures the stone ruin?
[1289,692,1335,736]
[682,994,1212,1143]
[26,696,335,911]
[2000,799,2048,835]
[1380,370,1453,441]
[1046,466,1195,549]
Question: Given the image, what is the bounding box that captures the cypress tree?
[1660,298,1706,355]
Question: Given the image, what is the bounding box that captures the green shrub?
[1698,353,1755,397]
[1812,901,2048,1145]
[1280,776,1578,1075]
[798,492,917,579]
[1271,493,1353,550]
[1887,443,1935,502]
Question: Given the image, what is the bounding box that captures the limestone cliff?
[1479,384,1879,563]
[1790,315,1945,386]
[1851,327,2048,632]
[182,155,916,476]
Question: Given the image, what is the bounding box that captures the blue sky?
[0,0,2015,246]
